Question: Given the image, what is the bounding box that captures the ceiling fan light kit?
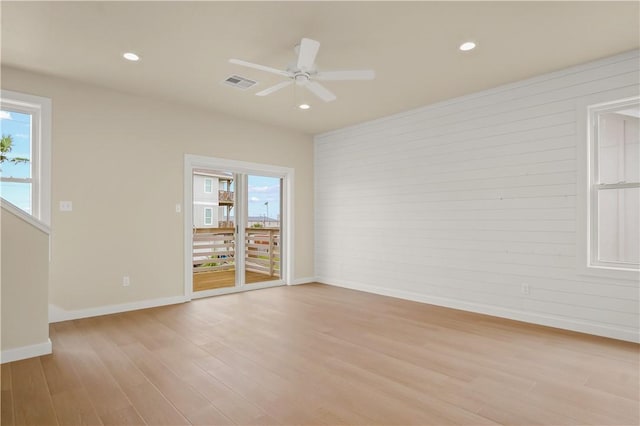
[229,37,375,105]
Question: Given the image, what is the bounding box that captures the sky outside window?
[248,175,280,219]
[0,109,32,213]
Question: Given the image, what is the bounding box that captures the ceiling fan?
[229,38,375,105]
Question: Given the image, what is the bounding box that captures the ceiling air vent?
[223,75,257,90]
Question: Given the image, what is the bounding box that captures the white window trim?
[589,98,640,271]
[576,88,640,282]
[204,177,213,193]
[203,207,213,225]
[0,90,51,226]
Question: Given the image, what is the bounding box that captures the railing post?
[269,230,274,277]
[245,229,250,272]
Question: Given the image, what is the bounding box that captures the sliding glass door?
[186,156,289,298]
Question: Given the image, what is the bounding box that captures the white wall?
[315,50,640,342]
[1,205,51,362]
[1,66,314,319]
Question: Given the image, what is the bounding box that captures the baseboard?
[1,339,52,364]
[290,276,317,285]
[49,295,188,323]
[317,276,640,344]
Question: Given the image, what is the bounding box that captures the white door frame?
[183,154,294,300]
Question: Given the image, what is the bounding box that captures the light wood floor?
[193,270,278,291]
[1,284,638,425]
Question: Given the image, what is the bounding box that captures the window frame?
[0,90,51,226]
[204,178,213,194]
[203,207,213,226]
[584,96,640,276]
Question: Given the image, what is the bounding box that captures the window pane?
[0,110,32,179]
[246,175,281,285]
[0,181,32,214]
[247,175,281,227]
[598,105,640,184]
[598,187,640,264]
[625,116,640,183]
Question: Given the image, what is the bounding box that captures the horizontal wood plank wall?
[314,50,640,342]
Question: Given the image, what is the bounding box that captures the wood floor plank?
[99,405,146,426]
[40,348,85,396]
[529,379,640,424]
[187,404,235,426]
[72,318,148,390]
[585,368,640,400]
[192,346,329,425]
[10,358,58,426]
[52,321,133,418]
[1,389,15,426]
[70,352,132,417]
[206,320,465,424]
[2,283,638,425]
[119,341,232,424]
[50,388,103,426]
[120,381,190,426]
[1,364,11,391]
[196,317,451,424]
[151,346,275,425]
[1,363,14,426]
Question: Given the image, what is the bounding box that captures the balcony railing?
[218,190,234,204]
[193,228,235,273]
[192,227,280,279]
[245,228,280,278]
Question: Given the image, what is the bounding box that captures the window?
[589,98,639,271]
[0,90,51,225]
[203,207,213,226]
[204,178,213,193]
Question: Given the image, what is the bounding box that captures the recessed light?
[123,52,140,61]
[459,42,476,52]
[298,103,310,110]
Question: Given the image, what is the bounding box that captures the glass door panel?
[192,169,236,291]
[245,175,282,284]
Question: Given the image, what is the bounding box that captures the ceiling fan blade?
[255,81,293,96]
[315,70,375,81]
[229,59,291,77]
[297,38,320,71]
[305,81,336,102]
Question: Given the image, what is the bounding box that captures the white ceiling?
[1,1,638,135]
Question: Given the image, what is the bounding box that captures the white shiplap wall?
[314,50,640,342]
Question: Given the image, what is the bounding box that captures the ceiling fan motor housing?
[294,73,311,85]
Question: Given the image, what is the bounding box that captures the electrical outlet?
[59,201,73,211]
[123,276,130,287]
[175,203,181,213]
[521,283,530,295]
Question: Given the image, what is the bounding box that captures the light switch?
[175,203,181,213]
[59,201,73,212]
